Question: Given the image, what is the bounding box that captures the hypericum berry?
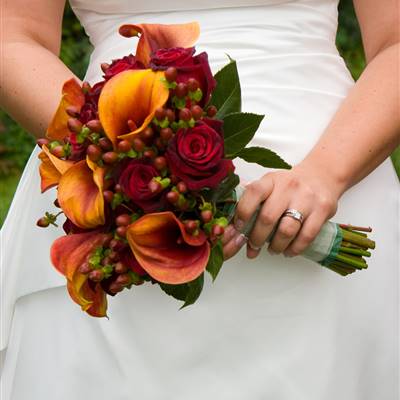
[187,78,199,92]
[87,144,103,162]
[98,137,113,151]
[117,140,132,153]
[166,191,179,204]
[36,217,50,228]
[78,262,92,274]
[116,214,131,226]
[154,156,167,171]
[51,145,65,158]
[127,119,137,131]
[212,224,225,236]
[102,151,118,164]
[155,107,166,120]
[89,269,104,282]
[191,105,203,120]
[103,190,114,203]
[207,105,218,118]
[101,256,113,266]
[114,184,123,193]
[101,62,110,73]
[170,174,180,185]
[175,82,188,98]
[148,180,162,193]
[116,226,127,238]
[108,251,119,262]
[110,238,126,251]
[116,273,131,286]
[155,138,165,150]
[67,118,83,133]
[36,138,49,148]
[66,105,81,118]
[201,210,213,223]
[176,181,187,194]
[109,282,124,294]
[164,66,178,82]
[143,149,156,159]
[132,137,145,152]
[82,81,91,94]
[166,109,176,122]
[160,127,173,141]
[179,108,192,122]
[114,262,128,274]
[86,119,103,133]
[142,127,154,141]
[185,220,198,233]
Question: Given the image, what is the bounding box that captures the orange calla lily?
[119,22,200,66]
[51,231,111,317]
[98,69,169,145]
[57,159,106,229]
[126,211,210,285]
[47,78,85,141]
[38,145,74,192]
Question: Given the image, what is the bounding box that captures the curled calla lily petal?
[119,22,200,66]
[98,69,169,145]
[51,232,111,316]
[126,211,210,284]
[47,78,85,141]
[57,159,106,229]
[38,145,74,192]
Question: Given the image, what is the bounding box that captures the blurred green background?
[0,0,399,226]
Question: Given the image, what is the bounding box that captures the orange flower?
[46,78,85,141]
[38,145,74,192]
[119,22,200,67]
[57,158,106,229]
[98,69,169,144]
[126,212,210,284]
[51,231,111,317]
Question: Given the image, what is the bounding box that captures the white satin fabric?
[1,1,399,399]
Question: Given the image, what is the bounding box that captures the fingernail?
[248,241,261,251]
[267,248,277,255]
[224,225,236,240]
[235,233,247,247]
[234,219,244,231]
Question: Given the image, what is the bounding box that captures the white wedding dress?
[1,0,399,399]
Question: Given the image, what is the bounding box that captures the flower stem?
[339,246,371,257]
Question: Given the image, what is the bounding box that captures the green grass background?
[0,0,399,226]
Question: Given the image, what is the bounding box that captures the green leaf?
[208,172,240,202]
[159,273,204,309]
[236,146,291,169]
[223,112,264,156]
[210,58,241,119]
[206,240,224,282]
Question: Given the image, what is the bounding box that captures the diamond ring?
[282,208,304,225]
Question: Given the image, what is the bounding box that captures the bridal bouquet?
[36,22,375,317]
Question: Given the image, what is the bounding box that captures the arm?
[0,0,78,138]
[223,0,400,259]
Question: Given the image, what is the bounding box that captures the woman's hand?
[223,163,344,260]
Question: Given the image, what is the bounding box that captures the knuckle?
[258,212,274,226]
[279,223,298,239]
[318,196,335,213]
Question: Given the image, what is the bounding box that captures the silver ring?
[282,208,304,225]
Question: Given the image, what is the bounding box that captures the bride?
[1,0,399,399]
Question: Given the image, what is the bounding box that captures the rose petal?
[119,22,200,66]
[98,69,169,145]
[47,78,85,141]
[126,212,210,284]
[57,159,105,229]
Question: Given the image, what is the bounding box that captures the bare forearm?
[299,43,400,195]
[0,40,77,138]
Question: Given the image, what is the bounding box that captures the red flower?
[150,47,196,69]
[119,248,147,277]
[103,55,144,80]
[166,119,234,191]
[119,159,166,212]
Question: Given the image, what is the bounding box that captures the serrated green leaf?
[159,273,205,309]
[206,241,224,282]
[210,59,241,119]
[236,146,291,169]
[223,112,264,156]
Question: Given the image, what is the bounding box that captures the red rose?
[150,47,196,69]
[119,159,166,212]
[79,81,105,124]
[104,55,144,80]
[165,119,234,191]
[119,249,147,277]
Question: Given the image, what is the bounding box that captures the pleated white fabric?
[1,0,399,399]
